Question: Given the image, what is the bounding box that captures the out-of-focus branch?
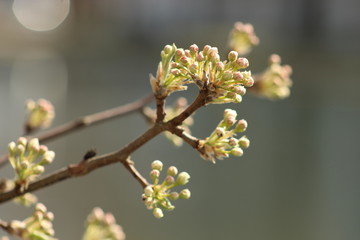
[0,94,154,168]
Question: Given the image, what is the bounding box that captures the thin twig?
[0,94,154,168]
[0,89,209,204]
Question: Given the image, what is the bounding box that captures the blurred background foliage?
[0,0,359,239]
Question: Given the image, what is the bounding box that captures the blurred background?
[1,0,360,239]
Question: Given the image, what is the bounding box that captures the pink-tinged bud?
[269,54,281,64]
[150,170,160,180]
[243,76,254,87]
[169,192,179,200]
[167,166,178,176]
[236,58,249,68]
[184,50,191,58]
[224,109,237,126]
[235,119,248,132]
[229,138,238,146]
[164,175,175,185]
[239,136,250,148]
[234,85,246,95]
[17,137,27,146]
[189,44,199,55]
[228,51,238,61]
[170,69,181,76]
[233,71,243,81]
[45,211,55,221]
[216,62,224,71]
[196,52,205,61]
[179,56,189,65]
[175,48,185,57]
[203,45,211,55]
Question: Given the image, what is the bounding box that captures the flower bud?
[32,165,45,175]
[189,44,199,55]
[16,144,25,154]
[42,151,55,164]
[233,71,243,81]
[238,136,250,148]
[10,220,26,230]
[215,127,226,137]
[216,62,224,71]
[169,192,179,200]
[163,45,173,54]
[151,160,163,171]
[230,147,244,156]
[229,138,238,146]
[222,71,233,81]
[167,166,178,176]
[179,189,191,199]
[17,137,27,146]
[28,138,40,153]
[202,45,211,55]
[196,52,205,61]
[243,76,254,87]
[36,203,47,213]
[176,172,190,185]
[228,51,238,61]
[234,119,248,132]
[150,170,160,181]
[235,58,249,68]
[144,186,154,197]
[39,145,48,155]
[164,175,175,185]
[189,63,198,74]
[8,142,16,154]
[153,208,164,219]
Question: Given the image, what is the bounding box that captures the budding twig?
[0,94,154,168]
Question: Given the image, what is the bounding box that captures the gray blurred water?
[1,0,360,239]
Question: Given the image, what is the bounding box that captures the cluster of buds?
[252,54,293,99]
[25,99,55,132]
[8,203,56,240]
[228,22,260,56]
[142,160,191,219]
[199,109,250,163]
[143,97,194,147]
[150,44,254,104]
[8,137,55,191]
[83,207,126,240]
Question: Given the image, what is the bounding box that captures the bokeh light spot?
[12,0,70,31]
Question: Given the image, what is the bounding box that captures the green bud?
[32,165,45,175]
[238,136,250,148]
[167,166,178,176]
[153,208,164,219]
[8,142,16,154]
[176,172,190,185]
[230,147,244,157]
[163,45,173,54]
[179,189,191,199]
[151,160,163,171]
[228,51,238,61]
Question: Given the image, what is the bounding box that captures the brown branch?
[0,89,208,204]
[0,94,154,168]
[155,95,166,123]
[169,127,205,156]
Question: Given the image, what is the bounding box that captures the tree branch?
[0,89,208,204]
[0,94,154,168]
